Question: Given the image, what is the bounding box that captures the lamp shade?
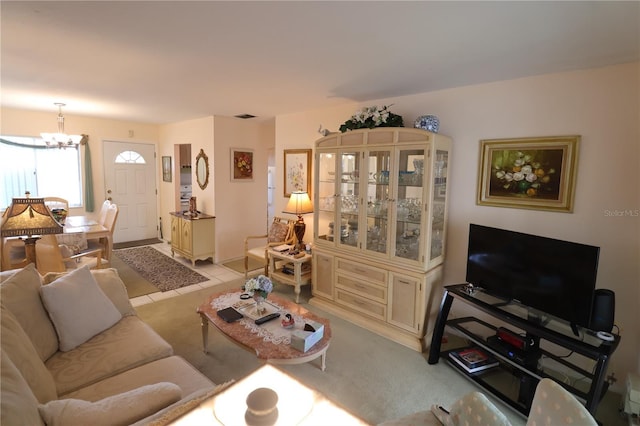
[1,196,63,237]
[283,191,314,216]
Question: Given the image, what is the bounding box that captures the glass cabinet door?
[364,149,391,255]
[429,149,448,261]
[338,151,360,248]
[316,152,336,243]
[394,147,425,262]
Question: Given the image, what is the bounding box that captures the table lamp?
[283,191,313,250]
[1,193,63,266]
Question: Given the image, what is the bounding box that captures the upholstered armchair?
[244,217,296,278]
[378,378,597,426]
[87,203,119,261]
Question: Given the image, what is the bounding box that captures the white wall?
[158,116,215,242]
[274,62,639,391]
[212,116,275,262]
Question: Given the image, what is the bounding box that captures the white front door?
[103,140,157,243]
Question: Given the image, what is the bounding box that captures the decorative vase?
[253,293,267,316]
[414,115,440,133]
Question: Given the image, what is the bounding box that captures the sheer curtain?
[0,137,82,210]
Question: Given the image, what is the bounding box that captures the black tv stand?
[571,322,580,337]
[428,284,620,418]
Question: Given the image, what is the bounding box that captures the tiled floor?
[128,242,245,308]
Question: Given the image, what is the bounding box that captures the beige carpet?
[110,252,159,298]
[222,257,264,274]
[135,281,517,424]
[135,281,625,425]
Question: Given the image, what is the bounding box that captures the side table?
[267,249,311,303]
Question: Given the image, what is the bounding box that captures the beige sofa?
[1,264,226,426]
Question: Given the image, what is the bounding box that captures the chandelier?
[40,103,83,149]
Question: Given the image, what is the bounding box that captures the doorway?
[103,140,158,243]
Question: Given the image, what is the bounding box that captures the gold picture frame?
[231,148,254,182]
[477,135,580,212]
[284,149,312,197]
[162,156,172,182]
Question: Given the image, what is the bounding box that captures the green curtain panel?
[82,135,95,212]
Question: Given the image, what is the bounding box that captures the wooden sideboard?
[170,212,215,266]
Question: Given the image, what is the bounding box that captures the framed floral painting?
[284,149,311,197]
[477,135,580,212]
[231,148,253,182]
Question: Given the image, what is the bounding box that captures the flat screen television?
[465,224,600,330]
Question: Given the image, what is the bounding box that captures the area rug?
[113,246,209,292]
[222,257,264,274]
[110,253,159,298]
[113,238,163,250]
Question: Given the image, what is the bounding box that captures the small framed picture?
[231,148,254,181]
[477,135,580,212]
[162,156,172,182]
[284,149,312,197]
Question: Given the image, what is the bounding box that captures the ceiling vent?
[234,113,256,119]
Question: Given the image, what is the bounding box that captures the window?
[0,136,82,210]
[115,150,146,164]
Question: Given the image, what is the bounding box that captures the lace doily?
[210,293,306,345]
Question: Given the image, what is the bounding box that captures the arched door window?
[115,150,146,164]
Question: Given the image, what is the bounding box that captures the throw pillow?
[267,221,289,243]
[38,382,182,426]
[42,268,135,317]
[40,266,122,352]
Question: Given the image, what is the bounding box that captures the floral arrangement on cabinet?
[339,105,404,132]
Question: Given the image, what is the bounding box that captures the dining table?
[63,215,112,259]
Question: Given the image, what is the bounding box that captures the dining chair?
[1,237,28,271]
[244,216,296,278]
[44,197,69,224]
[87,203,119,261]
[97,199,112,226]
[35,235,107,275]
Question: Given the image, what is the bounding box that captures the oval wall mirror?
[195,148,209,190]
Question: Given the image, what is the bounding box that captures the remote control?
[255,312,280,325]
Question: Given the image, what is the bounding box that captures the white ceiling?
[2,1,638,124]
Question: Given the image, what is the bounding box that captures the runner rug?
[113,246,209,292]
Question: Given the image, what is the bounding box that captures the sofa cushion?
[62,355,214,402]
[38,382,182,426]
[1,350,46,426]
[0,263,59,360]
[1,304,58,403]
[41,265,122,351]
[47,316,174,396]
[43,268,135,317]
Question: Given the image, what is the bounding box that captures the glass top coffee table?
[197,290,332,371]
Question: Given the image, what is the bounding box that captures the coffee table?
[197,290,331,370]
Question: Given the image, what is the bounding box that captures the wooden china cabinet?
[310,128,452,351]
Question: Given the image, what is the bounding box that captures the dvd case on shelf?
[448,347,499,373]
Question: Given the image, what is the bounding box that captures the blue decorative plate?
[414,115,440,133]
